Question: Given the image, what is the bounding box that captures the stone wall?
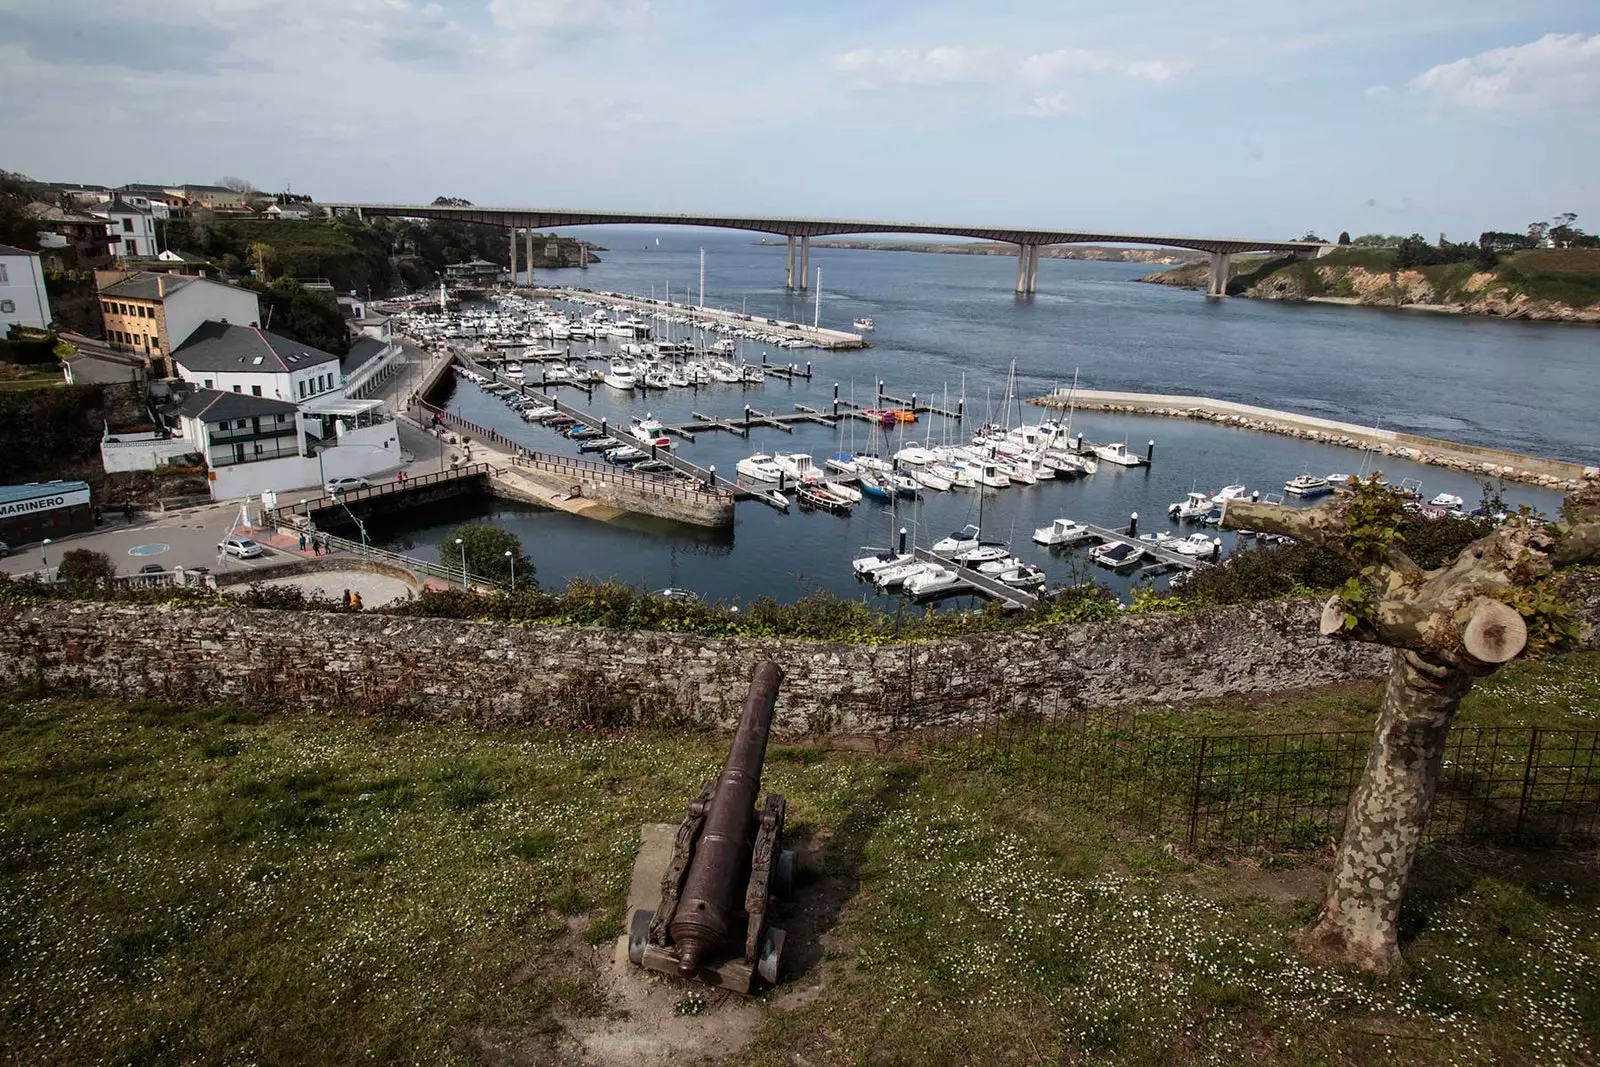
[7,576,1593,734]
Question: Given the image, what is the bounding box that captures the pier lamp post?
[456,537,467,589]
[505,549,516,591]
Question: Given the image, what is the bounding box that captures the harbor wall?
[1028,389,1593,491]
[6,574,1595,734]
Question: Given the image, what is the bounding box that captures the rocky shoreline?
[1028,397,1590,492]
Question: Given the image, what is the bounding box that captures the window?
[232,385,241,393]
[298,380,306,398]
[101,301,111,314]
[203,379,213,389]
[121,218,133,233]
[0,263,8,284]
[124,238,135,252]
[151,341,160,353]
[136,305,145,318]
[251,385,261,396]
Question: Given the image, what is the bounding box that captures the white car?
[218,537,265,559]
[325,476,371,495]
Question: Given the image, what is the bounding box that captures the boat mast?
[698,248,705,309]
[813,267,821,328]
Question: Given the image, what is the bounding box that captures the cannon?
[627,661,797,992]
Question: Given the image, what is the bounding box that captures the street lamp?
[40,537,52,574]
[456,537,467,589]
[505,549,515,591]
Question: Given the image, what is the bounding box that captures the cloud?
[1018,49,1187,85]
[1407,32,1600,110]
[487,0,645,39]
[1024,92,1074,118]
[830,47,1002,87]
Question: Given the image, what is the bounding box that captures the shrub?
[57,548,116,591]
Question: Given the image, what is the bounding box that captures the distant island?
[754,239,1200,265]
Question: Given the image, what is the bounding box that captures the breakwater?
[1029,389,1592,492]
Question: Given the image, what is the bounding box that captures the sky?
[1,0,1596,241]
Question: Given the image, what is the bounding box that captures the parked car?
[325,476,371,495]
[218,537,265,559]
[0,540,9,558]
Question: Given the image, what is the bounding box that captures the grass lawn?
[3,654,1598,1065]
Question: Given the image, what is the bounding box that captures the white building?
[90,201,159,259]
[0,244,52,331]
[171,321,344,404]
[265,203,313,221]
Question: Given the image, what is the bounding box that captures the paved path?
[232,570,415,608]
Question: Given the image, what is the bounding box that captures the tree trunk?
[1303,649,1475,971]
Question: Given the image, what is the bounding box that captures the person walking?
[342,589,352,610]
[321,532,331,555]
[298,532,307,552]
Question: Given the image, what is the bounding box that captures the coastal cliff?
[1138,248,1600,323]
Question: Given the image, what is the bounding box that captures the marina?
[373,234,1580,609]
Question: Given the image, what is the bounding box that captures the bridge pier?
[1207,252,1231,298]
[509,226,519,286]
[798,236,810,291]
[1027,245,1041,294]
[524,229,534,287]
[1015,244,1028,293]
[785,236,795,290]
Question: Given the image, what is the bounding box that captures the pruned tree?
[1220,474,1599,972]
[218,176,257,194]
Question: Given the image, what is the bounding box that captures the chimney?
[158,276,166,298]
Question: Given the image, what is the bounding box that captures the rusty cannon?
[627,661,797,992]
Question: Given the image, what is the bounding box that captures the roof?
[0,244,39,257]
[0,481,91,505]
[182,184,241,194]
[27,201,107,224]
[342,336,386,375]
[98,272,202,300]
[159,250,210,263]
[63,346,145,368]
[177,388,300,422]
[172,321,341,374]
[267,202,311,212]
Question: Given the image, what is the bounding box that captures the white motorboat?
[973,554,1023,575]
[642,369,672,390]
[892,446,937,466]
[931,463,978,489]
[874,560,935,589]
[932,524,982,554]
[1090,541,1145,570]
[602,361,637,390]
[773,452,825,484]
[1168,491,1213,521]
[905,565,965,598]
[852,317,876,331]
[1171,533,1222,559]
[825,481,863,504]
[1092,441,1146,467]
[1139,531,1177,545]
[912,467,952,492]
[853,550,909,576]
[997,561,1047,589]
[993,459,1037,486]
[1429,492,1465,510]
[971,462,1010,489]
[628,414,672,450]
[737,453,783,481]
[520,405,558,422]
[1211,484,1249,506]
[1032,518,1091,546]
[1039,453,1086,477]
[954,544,1010,566]
[1284,473,1332,498]
[708,359,743,384]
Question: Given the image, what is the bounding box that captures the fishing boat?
[773,452,825,484]
[1032,518,1091,546]
[1092,441,1146,467]
[859,409,900,426]
[1168,491,1213,520]
[852,316,876,331]
[736,453,783,481]
[628,415,671,450]
[795,482,853,514]
[1284,473,1332,498]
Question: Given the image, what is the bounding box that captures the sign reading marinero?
[0,488,91,518]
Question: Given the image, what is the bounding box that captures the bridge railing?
[266,462,495,527]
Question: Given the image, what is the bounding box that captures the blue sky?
[1,0,1596,241]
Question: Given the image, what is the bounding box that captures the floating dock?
[910,547,1038,610]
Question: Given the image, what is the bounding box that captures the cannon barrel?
[669,661,784,976]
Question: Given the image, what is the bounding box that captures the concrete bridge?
[322,202,1331,297]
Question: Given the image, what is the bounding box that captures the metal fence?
[940,693,1600,851]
